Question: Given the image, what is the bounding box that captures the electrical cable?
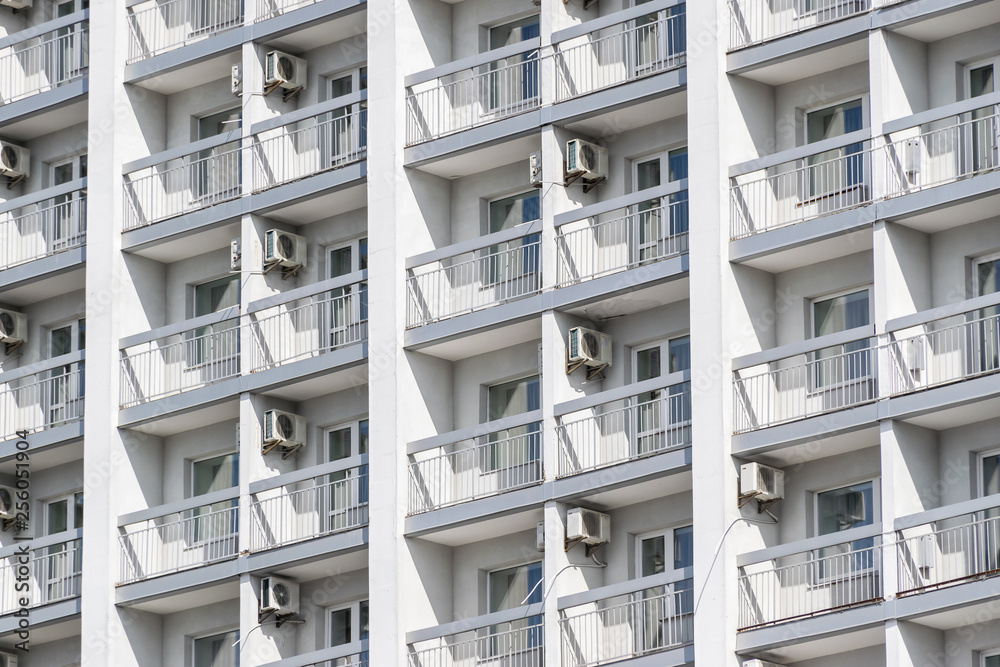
[692,515,776,616]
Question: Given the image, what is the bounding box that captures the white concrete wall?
[160,598,239,667]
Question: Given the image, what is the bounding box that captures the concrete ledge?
[248,161,366,216]
[246,527,368,572]
[0,246,86,293]
[0,421,84,462]
[0,78,88,130]
[727,14,868,75]
[544,67,686,127]
[895,575,1000,624]
[886,373,1000,423]
[729,206,875,264]
[0,598,80,637]
[121,199,243,253]
[118,377,243,428]
[551,446,691,502]
[243,342,367,393]
[731,402,880,455]
[115,559,239,606]
[404,111,541,167]
[736,601,887,653]
[404,484,544,537]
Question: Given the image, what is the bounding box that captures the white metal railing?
[898,505,1000,595]
[728,0,870,50]
[123,138,242,230]
[259,643,369,667]
[557,381,690,477]
[127,0,242,63]
[249,286,367,372]
[0,191,86,270]
[0,535,82,614]
[559,579,693,667]
[554,8,685,102]
[250,467,368,552]
[118,499,238,584]
[406,48,540,145]
[408,421,543,514]
[733,334,876,433]
[0,357,85,441]
[408,615,543,667]
[406,227,541,328]
[256,0,324,21]
[738,533,882,629]
[730,138,874,239]
[557,198,687,286]
[0,21,88,104]
[119,315,240,408]
[252,107,367,192]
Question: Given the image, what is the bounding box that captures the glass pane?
[986,655,1000,667]
[193,454,238,496]
[330,608,352,646]
[328,427,352,461]
[636,347,661,382]
[330,247,353,279]
[330,75,353,99]
[979,259,1000,297]
[53,162,74,186]
[807,99,863,144]
[359,600,369,640]
[79,155,88,178]
[813,290,869,336]
[971,65,995,98]
[488,376,540,420]
[817,481,874,535]
[359,238,368,270]
[669,337,690,373]
[198,109,242,140]
[668,148,688,182]
[674,526,694,569]
[57,0,73,17]
[47,500,68,535]
[78,319,86,350]
[74,492,84,528]
[489,15,540,48]
[984,454,1000,496]
[489,562,542,612]
[636,159,661,191]
[51,326,73,357]
[194,276,240,317]
[640,536,665,576]
[358,420,369,455]
[193,631,238,667]
[489,191,540,233]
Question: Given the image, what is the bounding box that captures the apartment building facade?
[0,0,998,664]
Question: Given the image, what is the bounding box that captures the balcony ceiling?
[133,52,239,96]
[0,438,82,475]
[561,91,687,139]
[890,190,1000,234]
[738,39,868,87]
[750,625,884,663]
[129,579,239,615]
[743,428,878,469]
[127,221,240,263]
[0,617,79,650]
[560,277,690,322]
[125,398,239,436]
[0,99,88,143]
[263,181,367,226]
[891,0,1000,43]
[261,548,368,582]
[263,9,367,53]
[416,506,543,547]
[416,317,541,361]
[412,135,541,179]
[0,264,86,307]
[738,227,874,274]
[901,393,1000,431]
[257,360,369,402]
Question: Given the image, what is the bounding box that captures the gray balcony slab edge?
[0,9,88,50]
[729,206,875,264]
[726,15,869,75]
[118,376,244,428]
[248,161,366,216]
[245,526,368,573]
[551,446,691,503]
[735,602,887,653]
[0,245,86,293]
[877,170,1000,222]
[404,484,545,537]
[0,78,88,131]
[543,67,686,128]
[249,0,365,45]
[0,598,80,637]
[257,640,370,667]
[731,403,880,455]
[886,373,1000,423]
[122,199,244,253]
[125,30,244,84]
[115,559,239,606]
[895,575,1000,622]
[242,342,367,394]
[0,421,84,461]
[404,112,541,167]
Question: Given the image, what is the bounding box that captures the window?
[632,0,685,73]
[488,562,542,652]
[811,288,872,389]
[329,599,369,666]
[192,275,240,367]
[484,376,541,477]
[43,492,83,602]
[193,630,239,667]
[636,526,693,577]
[48,154,87,249]
[984,648,1000,667]
[485,16,540,114]
[814,480,878,580]
[327,67,368,161]
[804,98,866,200]
[195,108,241,201]
[973,253,1000,373]
[634,526,693,652]
[965,59,998,173]
[633,336,691,454]
[190,453,238,544]
[486,191,540,284]
[631,148,688,262]
[324,420,369,532]
[327,238,368,350]
[46,319,85,426]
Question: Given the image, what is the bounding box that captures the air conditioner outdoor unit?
[743,660,787,667]
[264,230,307,268]
[568,327,612,367]
[0,652,17,667]
[536,521,545,552]
[528,150,542,186]
[0,309,27,345]
[915,533,936,572]
[262,409,306,458]
[265,51,307,90]
[906,338,925,381]
[566,507,611,546]
[0,142,29,179]
[0,486,18,520]
[0,0,31,10]
[903,137,921,177]
[230,238,242,272]
[740,462,785,502]
[260,576,300,616]
[231,63,242,96]
[566,139,608,181]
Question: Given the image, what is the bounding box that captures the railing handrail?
[885,293,1000,334]
[405,220,542,270]
[0,9,88,50]
[0,179,87,217]
[729,128,871,179]
[557,568,693,610]
[407,409,543,455]
[882,91,1000,135]
[732,324,875,371]
[895,495,1000,532]
[737,522,883,567]
[554,180,687,228]
[247,271,367,314]
[256,639,369,667]
[554,371,689,417]
[249,454,368,494]
[552,0,684,43]
[122,132,244,176]
[0,350,86,385]
[404,37,542,88]
[249,90,368,135]
[118,487,239,527]
[0,527,82,559]
[406,602,545,644]
[119,309,241,350]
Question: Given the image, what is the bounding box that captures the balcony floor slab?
[246,343,368,400]
[404,111,541,171]
[544,67,686,130]
[732,402,880,455]
[736,602,886,654]
[0,422,84,465]
[0,79,88,141]
[888,372,1000,430]
[122,198,242,259]
[119,377,243,430]
[246,526,368,575]
[896,575,1000,629]
[551,446,692,508]
[115,560,239,612]
[0,598,79,637]
[405,484,545,541]
[0,247,86,306]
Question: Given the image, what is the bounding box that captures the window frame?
[976,447,1000,498]
[964,57,999,100]
[631,334,691,384]
[812,477,880,536]
[326,237,369,279]
[483,190,541,287]
[634,524,693,579]
[800,95,869,147]
[809,286,873,339]
[326,598,370,649]
[482,374,542,475]
[973,251,1000,298]
[191,628,239,667]
[810,477,880,585]
[47,318,85,358]
[186,450,239,548]
[486,560,543,613]
[324,418,370,463]
[327,66,368,102]
[43,490,84,535]
[982,647,1000,667]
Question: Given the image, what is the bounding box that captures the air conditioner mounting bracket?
[281,264,303,280]
[6,174,24,190]
[263,81,283,97]
[4,340,23,356]
[586,363,607,381]
[282,87,302,103]
[582,175,606,194]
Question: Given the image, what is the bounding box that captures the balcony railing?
[554,2,685,102]
[0,530,82,614]
[732,326,876,433]
[123,134,242,231]
[126,0,242,63]
[405,40,541,146]
[249,459,369,552]
[251,98,367,192]
[406,223,541,327]
[0,352,85,441]
[559,572,693,667]
[248,276,368,372]
[556,182,687,286]
[407,604,544,667]
[256,0,325,21]
[556,372,690,477]
[738,525,883,629]
[259,642,369,667]
[407,410,543,514]
[119,311,240,408]
[0,17,88,104]
[728,0,870,50]
[0,183,86,271]
[118,489,238,584]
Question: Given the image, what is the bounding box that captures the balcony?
[0,530,82,613]
[405,223,541,328]
[556,373,690,477]
[407,604,543,667]
[556,183,687,287]
[259,643,369,667]
[737,525,883,629]
[0,352,85,442]
[255,0,327,22]
[122,134,241,231]
[0,183,86,272]
[407,410,542,514]
[117,489,238,585]
[126,0,242,63]
[0,16,88,106]
[559,572,692,667]
[553,1,685,104]
[727,0,872,51]
[249,460,368,552]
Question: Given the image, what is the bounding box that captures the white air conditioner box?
[231,63,242,96]
[0,142,29,179]
[0,310,26,345]
[0,652,17,667]
[566,139,608,181]
[230,238,242,272]
[265,51,307,90]
[263,410,306,451]
[260,576,300,616]
[528,150,542,186]
[566,507,611,546]
[568,327,612,367]
[740,462,785,502]
[536,521,545,552]
[0,486,18,520]
[264,230,307,268]
[903,137,921,176]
